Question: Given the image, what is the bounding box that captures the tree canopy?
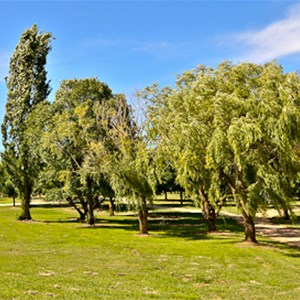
[146,61,300,242]
[38,78,117,225]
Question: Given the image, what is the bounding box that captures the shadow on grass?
[151,200,194,209]
[254,239,300,256]
[32,207,299,254]
[76,211,245,242]
[31,202,71,209]
[38,218,82,224]
[269,215,300,225]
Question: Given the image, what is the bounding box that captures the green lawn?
[0,197,19,205]
[0,205,299,300]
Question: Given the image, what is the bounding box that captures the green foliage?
[38,78,117,224]
[206,62,300,219]
[91,98,155,205]
[1,24,52,220]
[88,95,157,233]
[146,61,300,241]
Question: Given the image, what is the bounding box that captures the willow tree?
[90,98,155,234]
[146,62,300,242]
[206,61,300,242]
[39,78,116,225]
[1,24,52,220]
[145,68,220,232]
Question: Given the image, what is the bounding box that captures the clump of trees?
[145,62,300,242]
[1,24,300,242]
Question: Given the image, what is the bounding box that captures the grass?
[0,197,19,205]
[0,204,299,299]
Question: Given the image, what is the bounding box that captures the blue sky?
[1,1,300,127]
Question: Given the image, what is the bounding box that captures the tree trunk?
[243,212,257,243]
[222,170,258,243]
[108,197,115,216]
[179,191,183,206]
[19,186,31,220]
[138,197,148,234]
[283,208,290,220]
[66,197,86,222]
[12,196,16,207]
[240,191,257,243]
[79,196,88,219]
[164,191,168,201]
[205,203,217,232]
[200,187,217,232]
[87,197,95,226]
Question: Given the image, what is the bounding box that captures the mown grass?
[0,204,299,300]
[0,197,19,205]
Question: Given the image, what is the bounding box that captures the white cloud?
[133,40,198,59]
[79,36,194,59]
[233,3,300,63]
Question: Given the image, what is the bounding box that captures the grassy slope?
[0,205,299,300]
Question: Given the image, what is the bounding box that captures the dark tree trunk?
[205,203,217,232]
[86,177,95,226]
[180,191,183,206]
[108,197,115,216]
[19,185,31,220]
[222,169,258,243]
[87,197,95,225]
[164,191,168,201]
[242,212,257,243]
[12,196,16,207]
[240,192,257,243]
[138,197,148,234]
[66,197,86,222]
[283,208,290,220]
[200,187,217,232]
[79,196,88,220]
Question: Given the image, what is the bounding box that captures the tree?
[146,62,300,242]
[0,162,18,206]
[155,166,184,202]
[145,72,219,232]
[39,78,118,225]
[90,97,156,234]
[1,24,52,220]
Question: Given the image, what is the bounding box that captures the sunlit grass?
[0,205,299,299]
[0,197,19,205]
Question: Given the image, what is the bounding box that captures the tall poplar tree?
[1,24,52,220]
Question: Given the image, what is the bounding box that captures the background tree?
[155,166,184,202]
[145,71,219,232]
[0,162,18,206]
[1,24,52,220]
[90,97,156,234]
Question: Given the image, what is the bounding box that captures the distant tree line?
[1,24,300,243]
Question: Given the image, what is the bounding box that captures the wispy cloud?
[80,37,195,59]
[231,3,300,63]
[132,39,200,59]
[133,40,175,55]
